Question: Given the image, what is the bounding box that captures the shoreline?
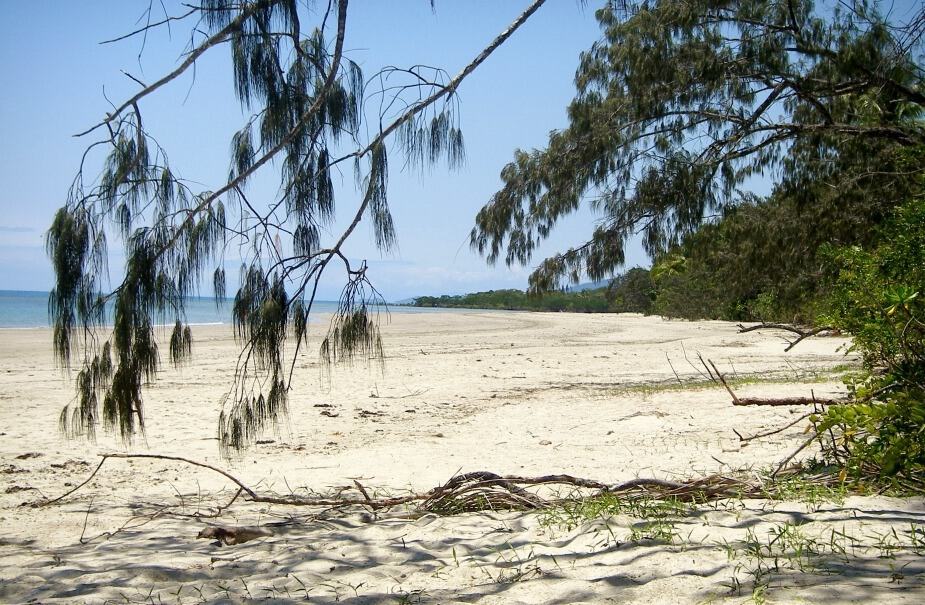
[0,301,513,331]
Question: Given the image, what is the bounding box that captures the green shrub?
[607,267,657,314]
[816,196,925,480]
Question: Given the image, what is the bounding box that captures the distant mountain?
[565,280,610,292]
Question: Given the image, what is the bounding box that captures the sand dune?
[1,311,923,603]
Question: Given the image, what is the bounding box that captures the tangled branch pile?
[41,454,848,520]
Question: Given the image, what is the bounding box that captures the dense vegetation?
[472,0,924,293]
[815,195,925,482]
[412,287,612,313]
[413,267,655,313]
[642,144,925,323]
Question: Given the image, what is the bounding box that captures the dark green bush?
[815,196,925,480]
[607,267,657,314]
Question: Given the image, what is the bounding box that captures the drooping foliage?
[48,0,539,455]
[637,130,924,322]
[472,0,925,291]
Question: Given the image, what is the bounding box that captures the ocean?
[0,290,447,329]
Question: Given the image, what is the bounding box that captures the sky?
[0,1,646,301]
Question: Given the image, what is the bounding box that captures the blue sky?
[0,1,649,300]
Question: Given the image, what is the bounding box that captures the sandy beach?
[1,311,923,603]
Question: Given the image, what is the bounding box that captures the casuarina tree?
[48,0,548,455]
[471,0,925,291]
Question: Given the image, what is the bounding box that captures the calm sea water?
[0,290,449,329]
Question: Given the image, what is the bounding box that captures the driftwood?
[737,322,835,352]
[707,359,845,407]
[38,453,775,517]
[731,395,845,406]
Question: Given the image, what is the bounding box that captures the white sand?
[1,311,923,603]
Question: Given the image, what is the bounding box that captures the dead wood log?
[737,322,835,351]
[732,396,845,406]
[707,359,844,407]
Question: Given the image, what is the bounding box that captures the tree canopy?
[469,0,925,480]
[47,0,547,454]
[471,0,925,291]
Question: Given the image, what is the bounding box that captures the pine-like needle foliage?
[471,0,925,291]
[49,0,532,454]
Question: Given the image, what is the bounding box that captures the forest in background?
[416,142,924,324]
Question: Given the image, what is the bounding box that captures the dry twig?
[734,412,815,442]
[39,453,786,519]
[707,359,845,406]
[737,322,835,352]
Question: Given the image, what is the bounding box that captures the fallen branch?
[707,359,845,407]
[732,396,846,406]
[98,453,258,499]
[40,453,777,515]
[42,457,108,506]
[705,359,835,474]
[665,352,683,385]
[708,359,741,404]
[681,341,711,380]
[773,434,818,478]
[734,412,814,442]
[735,382,898,408]
[737,322,835,352]
[37,453,423,509]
